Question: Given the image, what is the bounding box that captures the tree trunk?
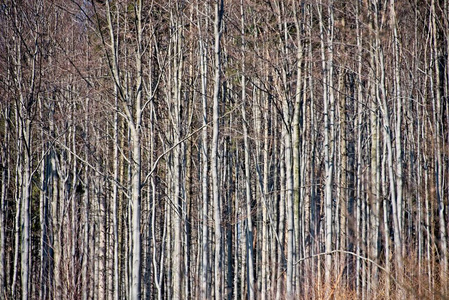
[318,0,335,292]
[0,105,10,299]
[240,3,255,299]
[197,2,210,298]
[430,0,448,288]
[212,1,224,299]
[20,118,31,300]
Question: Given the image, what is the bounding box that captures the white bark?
[390,0,404,258]
[107,2,120,298]
[212,1,224,298]
[275,138,285,300]
[171,7,185,296]
[0,106,9,299]
[198,1,210,296]
[292,2,304,294]
[20,118,31,300]
[378,33,404,280]
[240,2,255,299]
[318,0,335,291]
[261,90,270,300]
[430,0,448,283]
[103,1,144,297]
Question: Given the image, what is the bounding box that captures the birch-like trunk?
[11,5,37,296]
[292,3,304,294]
[275,140,285,300]
[240,2,255,298]
[198,1,210,296]
[212,1,224,298]
[20,117,31,300]
[108,3,120,298]
[274,2,295,297]
[103,1,144,297]
[390,0,404,263]
[0,105,9,298]
[379,35,404,286]
[373,0,403,289]
[171,7,185,296]
[81,97,90,300]
[261,87,271,300]
[129,113,142,300]
[430,0,448,287]
[338,71,347,276]
[318,0,335,291]
[242,76,255,300]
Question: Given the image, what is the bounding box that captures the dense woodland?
[1,0,449,299]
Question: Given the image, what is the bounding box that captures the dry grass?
[295,251,449,300]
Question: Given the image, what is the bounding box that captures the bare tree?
[212,1,224,299]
